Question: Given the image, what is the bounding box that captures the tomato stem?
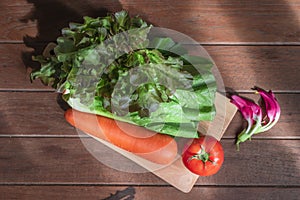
[200,152,209,162]
[190,149,210,163]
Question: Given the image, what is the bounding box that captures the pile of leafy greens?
[31,11,216,138]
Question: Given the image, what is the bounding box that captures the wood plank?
[0,44,51,90]
[1,0,300,43]
[0,138,299,186]
[0,92,298,138]
[1,44,300,91]
[0,186,299,199]
[0,92,74,135]
[206,46,300,91]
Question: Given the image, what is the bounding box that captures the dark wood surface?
[0,138,299,185]
[1,186,299,200]
[0,0,299,199]
[1,0,300,43]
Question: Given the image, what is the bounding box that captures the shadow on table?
[214,0,300,106]
[213,0,300,184]
[20,0,122,72]
[102,187,135,200]
[216,0,300,87]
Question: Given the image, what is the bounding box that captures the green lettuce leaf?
[30,10,217,138]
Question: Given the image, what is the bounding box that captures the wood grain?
[0,44,51,90]
[206,46,300,91]
[1,0,300,43]
[0,92,74,135]
[0,186,299,200]
[0,92,298,137]
[1,44,300,91]
[0,138,299,186]
[1,0,299,197]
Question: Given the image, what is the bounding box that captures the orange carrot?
[65,109,178,165]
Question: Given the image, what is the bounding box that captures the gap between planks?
[1,41,300,46]
[0,134,299,140]
[0,182,299,188]
[1,89,300,94]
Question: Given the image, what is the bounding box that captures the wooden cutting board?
[81,93,237,193]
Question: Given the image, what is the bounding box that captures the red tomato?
[182,136,224,176]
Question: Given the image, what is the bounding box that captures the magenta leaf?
[230,95,262,149]
[230,87,280,150]
[253,87,281,131]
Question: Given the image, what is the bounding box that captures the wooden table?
[1,0,299,199]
